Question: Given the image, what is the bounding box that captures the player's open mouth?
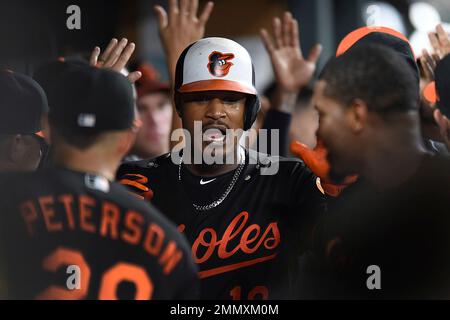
[203,125,228,143]
[203,128,226,143]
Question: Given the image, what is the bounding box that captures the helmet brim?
[178,79,256,95]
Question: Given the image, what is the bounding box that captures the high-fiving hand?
[261,12,322,94]
[90,38,142,83]
[428,24,450,59]
[154,0,214,83]
[420,24,450,83]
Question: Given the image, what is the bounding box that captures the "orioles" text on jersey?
[118,151,326,300]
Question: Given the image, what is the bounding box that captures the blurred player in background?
[420,24,450,152]
[126,62,172,161]
[0,71,48,173]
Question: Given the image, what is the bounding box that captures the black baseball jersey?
[0,167,199,300]
[297,154,450,299]
[118,150,326,300]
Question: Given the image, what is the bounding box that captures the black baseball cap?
[34,58,89,110]
[336,26,419,82]
[49,66,137,133]
[434,54,450,119]
[0,70,48,135]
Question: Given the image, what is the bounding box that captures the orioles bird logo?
[208,51,235,77]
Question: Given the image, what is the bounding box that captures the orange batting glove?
[290,140,358,197]
[119,174,154,201]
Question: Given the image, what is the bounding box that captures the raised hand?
[90,38,142,83]
[428,24,450,59]
[154,0,214,83]
[261,12,322,94]
[420,25,450,82]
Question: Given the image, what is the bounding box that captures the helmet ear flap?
[174,91,183,117]
[244,95,261,131]
[174,44,195,119]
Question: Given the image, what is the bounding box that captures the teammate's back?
[0,168,198,299]
[0,61,200,300]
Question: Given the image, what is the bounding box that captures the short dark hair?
[50,121,102,150]
[319,44,420,115]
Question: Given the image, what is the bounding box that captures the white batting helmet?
[174,37,260,130]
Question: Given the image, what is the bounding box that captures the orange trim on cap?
[423,81,438,104]
[35,131,45,138]
[178,79,256,95]
[336,26,415,59]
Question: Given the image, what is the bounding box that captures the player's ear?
[347,98,368,133]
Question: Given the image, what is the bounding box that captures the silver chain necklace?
[178,151,245,212]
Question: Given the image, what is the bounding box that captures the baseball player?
[125,62,172,161]
[291,26,420,197]
[0,65,198,300]
[298,44,450,299]
[0,70,48,173]
[118,35,326,300]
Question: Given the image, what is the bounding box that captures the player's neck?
[52,146,119,181]
[362,126,427,190]
[183,147,244,177]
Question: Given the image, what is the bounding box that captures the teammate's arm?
[260,12,321,156]
[260,12,322,114]
[153,0,214,149]
[116,162,154,201]
[119,173,154,201]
